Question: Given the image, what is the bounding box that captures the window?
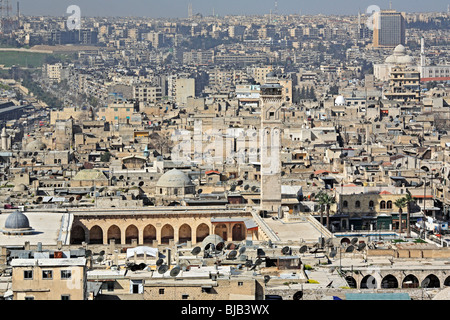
[387,201,393,209]
[42,270,53,279]
[369,201,374,208]
[61,295,70,300]
[159,289,165,295]
[107,281,115,292]
[355,201,361,208]
[238,282,244,286]
[380,201,386,209]
[343,201,348,208]
[182,294,189,300]
[24,270,33,280]
[25,296,34,300]
[61,270,72,280]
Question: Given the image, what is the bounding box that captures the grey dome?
[201,234,224,250]
[156,169,194,188]
[25,140,46,151]
[4,210,31,230]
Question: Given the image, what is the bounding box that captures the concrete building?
[11,257,88,300]
[373,10,406,48]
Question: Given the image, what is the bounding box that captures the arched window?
[369,201,374,208]
[387,201,393,209]
[380,201,386,209]
[355,201,361,208]
[343,201,348,208]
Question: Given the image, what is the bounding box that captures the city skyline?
[13,0,450,18]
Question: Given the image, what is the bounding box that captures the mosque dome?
[385,44,414,65]
[2,210,34,235]
[25,140,47,151]
[13,184,27,192]
[201,234,225,250]
[156,169,194,188]
[335,95,346,106]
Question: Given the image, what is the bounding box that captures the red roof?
[379,191,392,195]
[314,170,330,175]
[205,170,220,175]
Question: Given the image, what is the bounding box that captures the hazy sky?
[15,0,450,18]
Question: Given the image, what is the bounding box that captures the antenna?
[188,2,193,19]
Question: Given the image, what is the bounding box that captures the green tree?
[317,192,336,231]
[100,152,111,162]
[403,192,417,238]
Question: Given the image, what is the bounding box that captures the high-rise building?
[373,10,406,48]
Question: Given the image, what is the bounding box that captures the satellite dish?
[191,246,201,256]
[245,260,252,268]
[281,246,290,255]
[264,275,271,284]
[99,250,105,256]
[156,258,164,266]
[215,242,225,252]
[351,238,358,245]
[170,266,181,277]
[330,249,337,258]
[422,278,431,288]
[325,238,333,247]
[227,250,237,260]
[299,245,308,254]
[238,246,246,255]
[138,263,147,270]
[358,243,366,251]
[85,250,92,258]
[226,243,235,250]
[346,245,354,253]
[254,258,263,266]
[157,264,168,274]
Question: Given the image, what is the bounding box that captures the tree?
[394,198,407,234]
[100,152,111,162]
[317,192,336,231]
[403,192,417,238]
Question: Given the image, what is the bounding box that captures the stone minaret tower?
[260,83,283,214]
[1,127,9,151]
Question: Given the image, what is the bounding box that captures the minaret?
[260,82,283,214]
[420,38,426,77]
[1,127,9,150]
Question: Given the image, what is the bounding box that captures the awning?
[126,246,158,259]
[244,219,258,230]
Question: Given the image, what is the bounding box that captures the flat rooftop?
[0,211,66,246]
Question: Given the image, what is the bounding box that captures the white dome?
[385,44,414,65]
[156,169,194,188]
[335,95,346,106]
